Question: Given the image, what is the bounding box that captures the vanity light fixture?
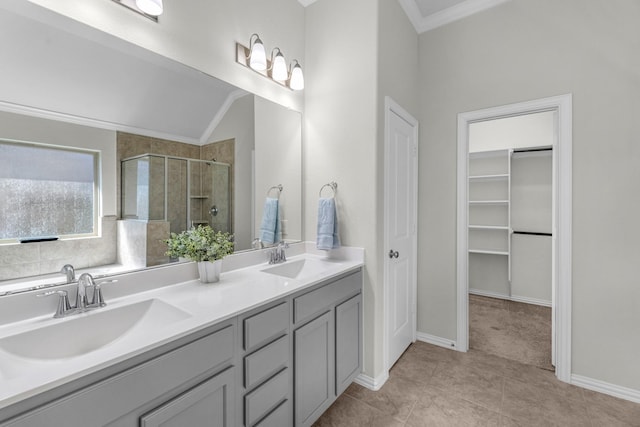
[112,0,161,21]
[135,0,163,16]
[270,48,288,82]
[248,34,267,71]
[289,60,304,91]
[236,34,304,91]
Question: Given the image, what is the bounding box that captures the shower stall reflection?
[120,154,231,267]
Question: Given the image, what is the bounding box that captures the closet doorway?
[456,95,573,382]
[467,114,553,370]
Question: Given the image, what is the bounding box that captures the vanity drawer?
[293,270,361,324]
[243,302,288,352]
[244,335,289,390]
[244,368,289,427]
[254,399,291,427]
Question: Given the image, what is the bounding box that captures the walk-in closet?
[467,111,554,370]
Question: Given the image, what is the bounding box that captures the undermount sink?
[261,257,339,280]
[0,299,191,360]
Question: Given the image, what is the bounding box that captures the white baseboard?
[354,371,388,391]
[511,294,552,307]
[469,288,551,307]
[416,331,458,351]
[571,374,640,404]
[469,288,510,300]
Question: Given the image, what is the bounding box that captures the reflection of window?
[0,140,99,242]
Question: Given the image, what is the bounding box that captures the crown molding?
[400,0,511,34]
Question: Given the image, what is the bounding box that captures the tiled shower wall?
[116,132,200,218]
[116,132,235,265]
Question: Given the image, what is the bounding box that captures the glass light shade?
[272,52,288,82]
[289,62,304,91]
[249,39,267,71]
[136,0,163,16]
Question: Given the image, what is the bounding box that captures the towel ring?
[319,181,338,197]
[267,184,283,198]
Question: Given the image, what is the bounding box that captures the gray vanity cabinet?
[0,321,237,427]
[0,267,363,427]
[293,270,363,427]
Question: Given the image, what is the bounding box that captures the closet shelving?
[468,149,512,276]
[468,146,554,304]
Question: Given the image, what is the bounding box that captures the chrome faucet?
[60,264,76,283]
[76,273,107,310]
[269,241,289,264]
[76,273,94,310]
[38,273,110,318]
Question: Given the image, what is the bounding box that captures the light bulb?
[289,61,304,91]
[136,0,163,16]
[272,51,288,82]
[249,36,267,71]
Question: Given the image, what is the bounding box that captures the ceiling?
[300,0,511,34]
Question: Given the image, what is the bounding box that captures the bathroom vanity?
[0,244,363,427]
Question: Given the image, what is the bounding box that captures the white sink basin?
[261,258,340,280]
[0,299,191,360]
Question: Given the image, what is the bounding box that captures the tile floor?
[313,341,640,426]
[469,294,553,370]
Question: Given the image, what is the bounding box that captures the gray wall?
[304,0,419,382]
[418,0,640,390]
[304,0,380,377]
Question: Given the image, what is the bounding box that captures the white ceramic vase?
[197,260,222,283]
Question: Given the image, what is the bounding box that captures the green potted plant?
[164,225,234,283]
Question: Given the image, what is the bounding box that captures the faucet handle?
[37,290,72,318]
[84,277,115,308]
[90,284,107,307]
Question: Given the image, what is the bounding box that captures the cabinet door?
[294,311,334,427]
[335,294,362,395]
[141,367,235,427]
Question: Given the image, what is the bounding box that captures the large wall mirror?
[0,3,302,293]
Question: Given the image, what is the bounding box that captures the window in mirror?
[0,140,99,242]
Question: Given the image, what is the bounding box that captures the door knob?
[388,250,399,259]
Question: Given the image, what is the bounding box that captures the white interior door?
[385,98,418,370]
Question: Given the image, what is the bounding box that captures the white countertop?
[0,243,364,411]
